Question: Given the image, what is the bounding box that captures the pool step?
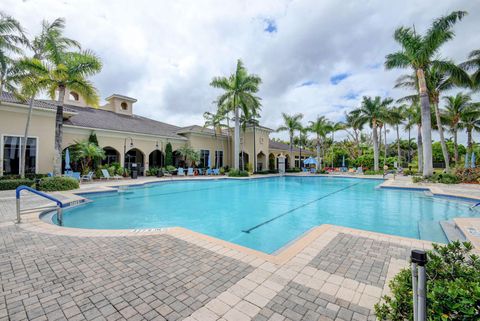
[439,221,467,243]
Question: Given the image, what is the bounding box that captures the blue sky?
[4,0,480,143]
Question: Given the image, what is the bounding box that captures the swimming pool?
[53,176,479,253]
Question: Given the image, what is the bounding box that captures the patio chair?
[101,169,122,180]
[177,168,185,176]
[213,169,220,175]
[198,168,204,175]
[206,168,212,175]
[81,171,94,182]
[187,168,194,176]
[310,168,316,174]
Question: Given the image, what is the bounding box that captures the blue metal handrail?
[16,185,64,225]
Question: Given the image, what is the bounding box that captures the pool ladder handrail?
[16,185,64,225]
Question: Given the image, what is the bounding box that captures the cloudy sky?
[5,0,480,142]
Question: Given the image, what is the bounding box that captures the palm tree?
[17,18,80,178]
[210,59,262,170]
[459,104,480,153]
[72,141,105,174]
[354,96,393,171]
[387,106,406,167]
[329,122,345,168]
[294,127,309,168]
[461,49,480,89]
[277,113,303,169]
[344,110,364,157]
[405,103,423,172]
[443,93,472,163]
[0,11,26,100]
[385,11,467,176]
[39,49,102,176]
[177,144,200,166]
[308,116,331,170]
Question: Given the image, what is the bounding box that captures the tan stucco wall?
[181,133,229,167]
[0,104,56,175]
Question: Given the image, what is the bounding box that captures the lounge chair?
[310,168,316,174]
[206,168,212,175]
[81,171,94,182]
[177,168,185,176]
[187,168,194,176]
[101,169,122,180]
[198,168,204,175]
[213,169,220,175]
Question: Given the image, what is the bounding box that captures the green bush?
[228,169,249,177]
[146,167,160,176]
[403,169,417,176]
[317,169,328,174]
[254,170,270,175]
[0,179,34,190]
[375,241,480,321]
[166,165,176,172]
[0,174,48,180]
[37,177,79,191]
[413,173,460,184]
[286,167,301,173]
[364,170,384,175]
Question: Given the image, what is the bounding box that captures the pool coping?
[15,174,480,262]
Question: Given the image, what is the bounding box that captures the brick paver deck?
[0,178,439,320]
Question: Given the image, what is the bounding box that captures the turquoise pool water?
[54,177,479,253]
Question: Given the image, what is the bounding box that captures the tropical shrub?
[454,168,480,183]
[317,169,328,174]
[254,170,270,175]
[228,169,249,177]
[413,173,460,184]
[146,167,160,176]
[165,143,173,166]
[166,165,176,172]
[375,241,480,321]
[0,179,34,190]
[37,177,79,191]
[286,167,301,173]
[364,170,384,175]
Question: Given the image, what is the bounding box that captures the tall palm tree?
[354,96,393,171]
[38,49,102,175]
[344,110,364,157]
[308,116,331,170]
[277,113,303,169]
[0,11,26,100]
[461,49,480,89]
[385,10,467,176]
[17,18,80,178]
[459,104,480,153]
[210,59,262,170]
[443,93,472,163]
[329,122,345,168]
[405,103,423,172]
[203,110,225,168]
[387,106,406,167]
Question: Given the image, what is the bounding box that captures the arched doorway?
[102,147,120,165]
[256,152,266,171]
[125,148,145,175]
[269,153,276,170]
[239,152,249,170]
[149,150,164,168]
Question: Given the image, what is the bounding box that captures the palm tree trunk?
[20,95,36,178]
[316,135,321,170]
[53,86,66,176]
[383,126,387,167]
[289,133,293,169]
[372,121,379,171]
[417,124,423,173]
[396,125,401,167]
[467,128,473,153]
[453,126,458,163]
[434,103,450,171]
[234,103,240,170]
[226,115,230,167]
[417,68,433,176]
[331,132,334,168]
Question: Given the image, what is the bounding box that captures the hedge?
[0,179,34,190]
[228,169,249,177]
[37,177,79,191]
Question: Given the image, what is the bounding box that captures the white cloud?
[4,0,480,144]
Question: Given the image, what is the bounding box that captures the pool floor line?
[241,181,362,234]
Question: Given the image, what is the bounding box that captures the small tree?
[88,131,99,145]
[165,142,173,166]
[72,141,105,174]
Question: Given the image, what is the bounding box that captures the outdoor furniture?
[81,171,94,182]
[310,168,316,174]
[187,168,194,176]
[65,171,81,180]
[101,169,122,180]
[206,169,212,175]
[177,168,185,176]
[198,168,204,175]
[213,169,220,175]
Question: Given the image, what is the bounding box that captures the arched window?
[69,91,79,101]
[121,102,128,110]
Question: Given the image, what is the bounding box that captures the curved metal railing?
[15,185,64,225]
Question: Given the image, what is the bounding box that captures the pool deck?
[0,174,479,321]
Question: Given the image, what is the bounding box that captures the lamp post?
[123,137,133,174]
